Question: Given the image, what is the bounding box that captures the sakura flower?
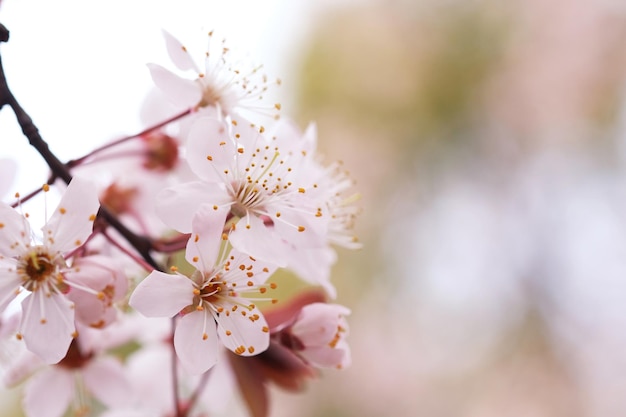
[267,120,362,297]
[102,340,235,417]
[5,329,132,417]
[149,30,282,120]
[277,302,351,369]
[130,204,278,374]
[156,116,328,267]
[0,178,100,363]
[64,255,128,329]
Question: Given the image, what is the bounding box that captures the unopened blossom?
[149,30,281,120]
[156,116,328,267]
[279,302,351,369]
[65,255,128,329]
[130,205,278,374]
[0,178,100,363]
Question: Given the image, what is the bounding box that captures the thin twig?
[0,24,159,269]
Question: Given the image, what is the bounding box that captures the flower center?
[230,181,267,218]
[197,79,224,110]
[19,246,59,291]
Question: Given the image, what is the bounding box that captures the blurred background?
[3,0,626,416]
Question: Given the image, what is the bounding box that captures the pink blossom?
[5,327,133,417]
[156,116,328,267]
[148,30,281,119]
[0,178,100,363]
[266,120,361,297]
[130,204,278,374]
[282,302,351,369]
[65,255,128,329]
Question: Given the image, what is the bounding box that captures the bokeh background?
[2,0,626,416]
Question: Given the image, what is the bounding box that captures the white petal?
[216,303,269,356]
[270,202,327,248]
[100,410,152,417]
[185,204,229,271]
[301,345,347,369]
[21,292,75,364]
[174,311,218,374]
[125,345,174,413]
[0,257,22,312]
[229,215,288,267]
[221,248,277,287]
[162,30,200,72]
[43,177,99,253]
[148,63,201,108]
[23,367,74,417]
[129,271,193,318]
[292,303,350,346]
[3,350,43,388]
[0,202,31,256]
[286,246,337,299]
[186,117,236,182]
[83,357,133,408]
[64,255,128,328]
[156,182,225,233]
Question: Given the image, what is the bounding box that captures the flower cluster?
[0,29,359,417]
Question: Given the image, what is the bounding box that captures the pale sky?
[0,0,351,194]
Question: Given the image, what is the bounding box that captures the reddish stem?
[67,108,192,168]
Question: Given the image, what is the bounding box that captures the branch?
[0,22,159,269]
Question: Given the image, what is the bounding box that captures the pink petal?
[21,292,75,364]
[174,311,218,374]
[221,249,277,287]
[100,410,152,417]
[231,117,263,156]
[156,181,226,233]
[216,303,269,357]
[64,255,128,328]
[269,202,327,248]
[0,257,22,312]
[186,117,236,182]
[292,303,350,346]
[23,367,74,417]
[162,30,199,72]
[129,271,193,318]
[83,357,133,408]
[286,246,337,299]
[186,204,230,271]
[42,177,99,254]
[228,215,288,267]
[148,63,201,108]
[125,345,174,413]
[0,202,31,256]
[3,350,43,388]
[301,344,348,369]
[65,255,127,299]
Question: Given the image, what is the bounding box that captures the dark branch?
[0,22,159,269]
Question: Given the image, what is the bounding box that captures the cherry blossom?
[4,327,133,417]
[130,204,278,374]
[0,178,100,363]
[156,116,328,267]
[262,120,361,297]
[65,255,128,329]
[280,302,351,369]
[148,30,281,120]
